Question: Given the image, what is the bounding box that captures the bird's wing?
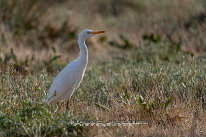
[47,81,77,104]
[57,80,80,101]
[45,60,78,103]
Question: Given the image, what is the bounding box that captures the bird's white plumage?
[43,29,104,104]
[46,60,80,104]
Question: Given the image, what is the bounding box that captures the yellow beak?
[87,31,105,34]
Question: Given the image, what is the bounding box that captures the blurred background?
[1,0,206,68]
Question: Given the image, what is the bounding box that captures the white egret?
[43,29,105,107]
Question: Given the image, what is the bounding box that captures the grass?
[0,0,206,136]
[0,41,206,136]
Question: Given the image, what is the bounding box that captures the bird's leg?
[66,100,70,110]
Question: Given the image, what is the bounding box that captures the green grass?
[0,41,205,136]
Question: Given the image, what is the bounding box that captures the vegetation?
[0,0,206,136]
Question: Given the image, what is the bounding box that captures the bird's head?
[78,29,105,41]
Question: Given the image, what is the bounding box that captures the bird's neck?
[78,38,88,65]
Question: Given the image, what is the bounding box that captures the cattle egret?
[43,29,105,107]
